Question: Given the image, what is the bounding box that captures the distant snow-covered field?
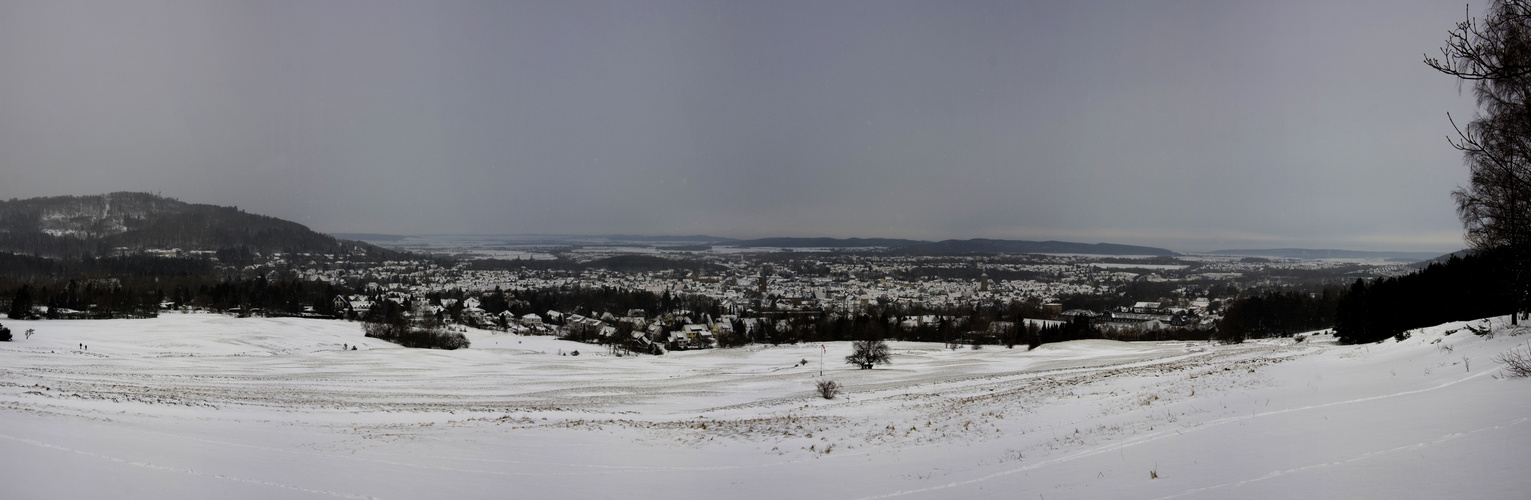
[2,313,1528,499]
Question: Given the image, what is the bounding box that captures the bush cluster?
[815,379,840,399]
[363,320,470,350]
[1496,343,1531,378]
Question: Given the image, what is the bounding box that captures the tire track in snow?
[0,433,379,499]
[852,363,1500,499]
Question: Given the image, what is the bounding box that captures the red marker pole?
[820,344,825,376]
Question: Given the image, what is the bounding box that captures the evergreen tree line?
[1213,252,1521,346]
[1029,318,1104,349]
[1216,289,1344,343]
[1018,318,1215,349]
[0,253,216,278]
[6,282,159,320]
[195,278,346,316]
[1335,251,1518,344]
[5,277,349,320]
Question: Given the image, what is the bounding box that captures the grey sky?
[0,0,1483,252]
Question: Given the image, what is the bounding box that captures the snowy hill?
[0,313,1528,499]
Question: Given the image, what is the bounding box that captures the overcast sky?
[0,0,1486,252]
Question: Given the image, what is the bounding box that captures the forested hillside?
[0,193,395,260]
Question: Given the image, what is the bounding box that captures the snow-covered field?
[2,313,1529,499]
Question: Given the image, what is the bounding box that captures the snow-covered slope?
[0,313,1527,499]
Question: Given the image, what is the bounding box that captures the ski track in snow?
[120,424,845,475]
[853,368,1504,499]
[1147,416,1531,500]
[365,449,838,472]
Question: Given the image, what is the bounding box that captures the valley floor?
[1,313,1528,499]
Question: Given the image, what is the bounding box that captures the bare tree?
[845,340,891,369]
[1428,1,1531,323]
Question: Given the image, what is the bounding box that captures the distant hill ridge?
[339,233,1179,256]
[1206,248,1446,262]
[728,237,1179,256]
[729,237,919,248]
[0,192,389,259]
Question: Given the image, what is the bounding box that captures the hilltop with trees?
[0,192,400,262]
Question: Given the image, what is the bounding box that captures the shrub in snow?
[845,340,891,369]
[1495,343,1531,378]
[1468,322,1493,339]
[816,379,840,399]
[0,324,10,341]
